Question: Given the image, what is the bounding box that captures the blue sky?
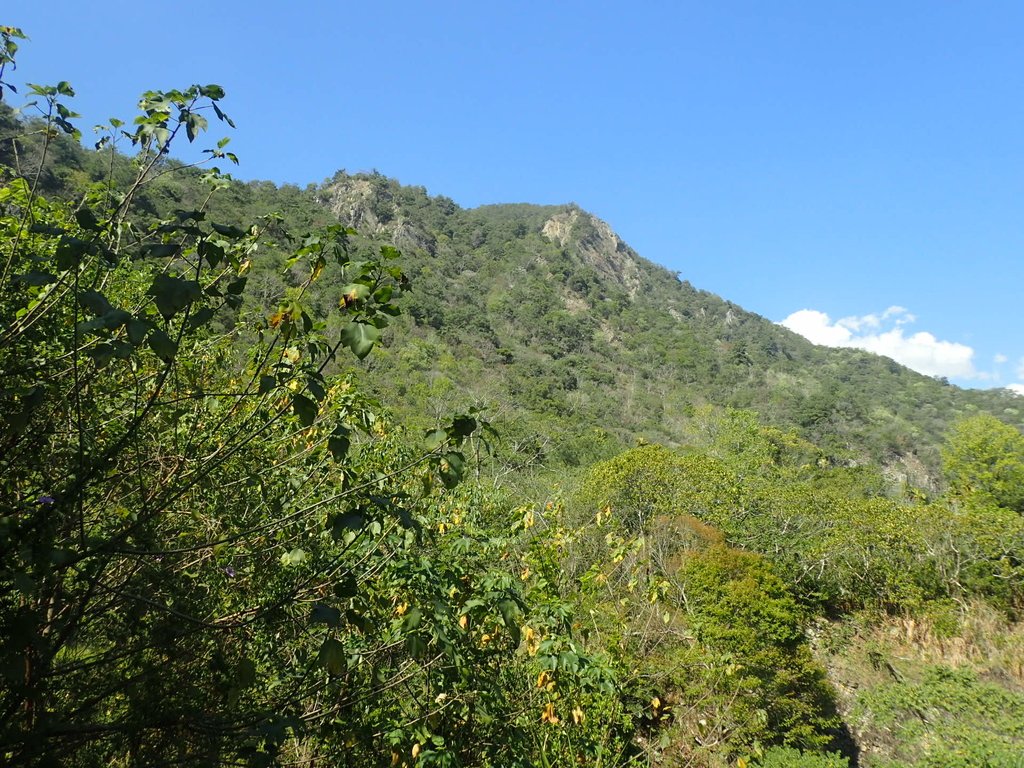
[7,2,1024,392]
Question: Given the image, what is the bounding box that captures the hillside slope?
[312,172,1020,481]
[2,104,1017,481]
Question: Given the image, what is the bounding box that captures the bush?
[755,746,850,768]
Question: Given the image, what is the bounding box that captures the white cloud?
[779,306,980,380]
[995,353,1009,364]
[782,309,854,346]
[1008,360,1024,394]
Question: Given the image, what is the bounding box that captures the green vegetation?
[2,25,1024,767]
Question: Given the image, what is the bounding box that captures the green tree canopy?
[942,414,1024,512]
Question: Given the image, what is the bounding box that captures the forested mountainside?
[3,43,1024,768]
[323,172,1022,481]
[5,96,1018,482]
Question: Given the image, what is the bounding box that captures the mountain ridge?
[1,103,1017,480]
[309,170,1020,483]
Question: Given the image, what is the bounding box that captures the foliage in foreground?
[4,23,1024,768]
[0,37,635,766]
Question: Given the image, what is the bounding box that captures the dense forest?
[3,26,1024,767]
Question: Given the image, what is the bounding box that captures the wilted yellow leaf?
[541,701,560,725]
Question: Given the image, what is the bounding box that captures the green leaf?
[75,318,106,335]
[330,512,364,539]
[29,223,65,236]
[148,274,202,319]
[15,270,56,287]
[211,222,246,239]
[198,239,224,267]
[306,377,326,402]
[438,452,466,489]
[291,394,317,427]
[236,658,257,690]
[212,102,236,128]
[185,112,208,142]
[339,322,380,360]
[424,429,447,450]
[451,415,477,439]
[311,604,342,627]
[339,283,370,307]
[55,236,90,269]
[403,606,422,630]
[126,318,151,346]
[147,328,177,362]
[405,633,428,658]
[498,600,522,646]
[259,375,277,394]
[345,609,371,634]
[141,243,181,259]
[187,306,216,331]
[199,84,226,100]
[78,289,111,316]
[101,309,131,330]
[226,276,247,295]
[328,427,350,460]
[74,207,102,232]
[333,574,358,599]
[280,548,306,567]
[317,638,346,676]
[88,343,117,368]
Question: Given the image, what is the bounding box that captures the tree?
[0,36,572,766]
[942,414,1024,513]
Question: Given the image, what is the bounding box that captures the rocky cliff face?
[542,208,643,297]
[321,175,438,255]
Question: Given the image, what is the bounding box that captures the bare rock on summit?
[542,208,642,297]
[322,176,437,255]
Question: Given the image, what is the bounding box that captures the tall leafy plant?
[0,32,539,766]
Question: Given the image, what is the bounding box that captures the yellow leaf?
[541,701,560,725]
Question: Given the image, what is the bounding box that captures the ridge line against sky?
[5,1,1024,393]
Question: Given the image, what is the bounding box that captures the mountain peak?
[542,208,643,297]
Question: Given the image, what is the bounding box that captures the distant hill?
[3,105,1018,483]
[312,171,1021,483]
